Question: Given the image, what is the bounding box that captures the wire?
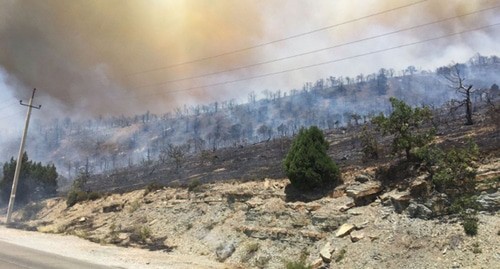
[136,22,500,97]
[129,0,428,75]
[135,5,500,89]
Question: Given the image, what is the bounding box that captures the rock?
[350,231,364,242]
[380,190,411,212]
[354,221,369,229]
[477,191,500,211]
[118,233,129,241]
[339,202,355,212]
[78,217,87,223]
[355,174,372,183]
[319,242,334,263]
[311,258,324,269]
[406,202,433,220]
[311,213,348,232]
[215,242,235,262]
[336,223,356,237]
[102,204,123,213]
[409,174,429,197]
[426,193,449,215]
[368,235,379,241]
[346,181,382,206]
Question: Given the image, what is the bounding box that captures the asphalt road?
[0,240,114,269]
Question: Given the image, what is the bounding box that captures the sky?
[0,0,499,136]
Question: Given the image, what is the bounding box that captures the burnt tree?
[443,64,475,125]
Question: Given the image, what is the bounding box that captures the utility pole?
[6,88,41,224]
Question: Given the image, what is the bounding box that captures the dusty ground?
[0,224,226,269]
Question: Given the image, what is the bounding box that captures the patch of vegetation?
[416,141,478,195]
[66,170,102,208]
[471,242,482,254]
[108,222,119,241]
[372,97,434,160]
[128,200,141,213]
[188,178,202,192]
[0,152,58,206]
[66,190,102,208]
[283,126,340,191]
[359,125,379,161]
[241,242,260,262]
[462,215,478,236]
[416,140,480,233]
[131,225,151,243]
[143,182,163,196]
[335,247,347,263]
[21,202,44,221]
[285,260,312,269]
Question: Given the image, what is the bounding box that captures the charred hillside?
[1,54,499,185]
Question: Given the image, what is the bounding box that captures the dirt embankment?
[7,161,500,269]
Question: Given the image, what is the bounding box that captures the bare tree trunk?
[465,86,473,125]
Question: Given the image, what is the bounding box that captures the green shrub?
[285,260,312,269]
[66,189,88,207]
[335,247,347,263]
[284,126,340,191]
[462,215,478,236]
[87,191,101,201]
[66,189,102,207]
[188,178,202,192]
[471,242,482,253]
[144,182,163,196]
[416,141,478,200]
[359,126,379,161]
[372,97,434,160]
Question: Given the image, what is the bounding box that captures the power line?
[135,5,500,89]
[129,0,427,75]
[137,22,500,98]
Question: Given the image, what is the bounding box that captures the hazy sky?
[0,0,499,134]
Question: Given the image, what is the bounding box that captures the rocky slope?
[6,157,499,269]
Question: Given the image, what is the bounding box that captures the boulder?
[215,242,236,262]
[335,223,356,237]
[409,174,429,197]
[406,202,433,220]
[319,242,334,263]
[380,190,411,213]
[346,181,382,206]
[477,191,500,211]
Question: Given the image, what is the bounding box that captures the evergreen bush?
[284,126,340,191]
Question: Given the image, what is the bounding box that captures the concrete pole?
[6,89,39,224]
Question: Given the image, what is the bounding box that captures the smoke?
[0,0,499,119]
